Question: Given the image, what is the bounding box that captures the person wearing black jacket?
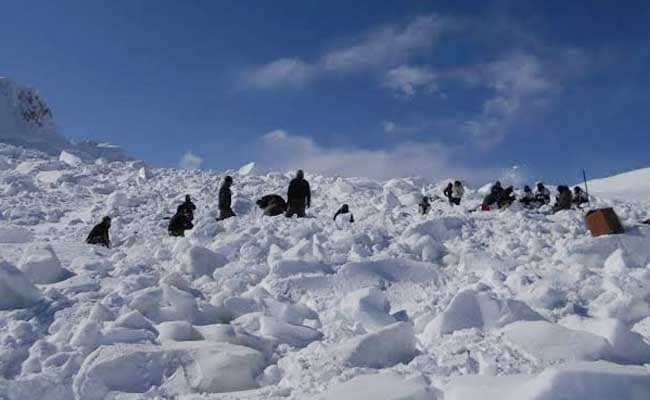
[443,182,453,205]
[178,194,197,221]
[217,176,236,221]
[286,170,311,218]
[168,210,194,237]
[333,204,354,223]
[86,216,111,248]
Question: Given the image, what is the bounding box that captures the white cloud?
[242,58,316,89]
[256,129,498,183]
[179,151,203,169]
[383,65,437,97]
[322,15,449,72]
[460,53,555,146]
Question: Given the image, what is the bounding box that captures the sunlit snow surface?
[0,143,649,399]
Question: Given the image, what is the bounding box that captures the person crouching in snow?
[573,186,589,206]
[553,185,573,213]
[419,196,431,215]
[333,204,354,223]
[451,181,464,206]
[86,216,111,248]
[535,182,551,206]
[168,209,194,237]
[178,194,196,221]
[497,186,516,209]
[217,176,236,221]
[256,194,287,217]
[519,185,535,207]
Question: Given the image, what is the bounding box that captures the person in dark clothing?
[168,210,194,237]
[177,194,197,221]
[491,181,503,196]
[520,185,535,207]
[553,185,573,213]
[286,170,311,218]
[86,216,111,248]
[573,186,589,206]
[217,176,236,221]
[535,182,551,205]
[497,186,516,209]
[419,196,431,215]
[333,204,354,223]
[443,182,453,205]
[482,193,498,211]
[256,194,287,217]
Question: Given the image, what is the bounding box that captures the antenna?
[582,169,591,206]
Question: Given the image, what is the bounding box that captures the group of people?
[483,181,589,212]
[86,170,328,246]
[85,172,591,248]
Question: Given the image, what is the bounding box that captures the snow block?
[501,320,613,363]
[340,287,396,331]
[19,243,70,284]
[423,288,544,337]
[0,225,34,243]
[313,372,437,400]
[335,322,417,368]
[59,150,83,167]
[0,260,42,310]
[445,361,650,400]
[270,259,334,278]
[181,246,228,278]
[73,341,266,399]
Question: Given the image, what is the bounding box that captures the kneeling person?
[87,216,111,248]
[168,210,194,237]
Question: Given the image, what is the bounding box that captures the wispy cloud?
[256,129,498,183]
[383,65,437,97]
[241,14,451,89]
[242,58,316,89]
[179,151,203,169]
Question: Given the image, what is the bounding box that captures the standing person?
[535,182,551,205]
[178,194,196,221]
[443,182,453,205]
[86,216,111,248]
[419,196,431,215]
[217,176,236,221]
[286,169,311,218]
[451,181,464,206]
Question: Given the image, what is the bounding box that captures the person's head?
[422,196,430,204]
[447,182,453,187]
[185,194,191,202]
[341,204,349,213]
[102,216,111,226]
[296,169,304,179]
[537,182,545,190]
[224,176,233,186]
[524,185,531,192]
[454,180,462,186]
[494,181,502,187]
[574,186,582,193]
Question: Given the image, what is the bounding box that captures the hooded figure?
[286,170,311,218]
[178,194,197,221]
[217,176,236,221]
[333,204,354,223]
[256,194,287,217]
[443,183,454,205]
[168,210,194,237]
[573,186,589,205]
[553,185,573,213]
[86,216,111,248]
[535,182,551,205]
[419,196,431,215]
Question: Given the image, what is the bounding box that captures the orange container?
[585,208,624,237]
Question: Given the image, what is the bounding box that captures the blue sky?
[1,1,649,183]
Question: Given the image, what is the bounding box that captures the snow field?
[0,143,649,399]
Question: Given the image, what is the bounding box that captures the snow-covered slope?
[1,144,650,399]
[586,167,650,202]
[0,77,130,162]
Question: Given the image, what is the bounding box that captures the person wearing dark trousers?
[86,216,111,248]
[286,170,311,218]
[217,176,236,221]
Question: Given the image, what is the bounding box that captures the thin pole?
[583,169,591,206]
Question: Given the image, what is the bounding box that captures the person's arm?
[306,182,311,208]
[104,227,110,248]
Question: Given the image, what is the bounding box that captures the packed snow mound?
[586,167,650,202]
[446,361,650,400]
[0,143,650,399]
[0,77,131,161]
[0,260,42,310]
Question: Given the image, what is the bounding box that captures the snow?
[1,141,650,399]
[586,167,650,201]
[0,259,42,310]
[59,150,83,167]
